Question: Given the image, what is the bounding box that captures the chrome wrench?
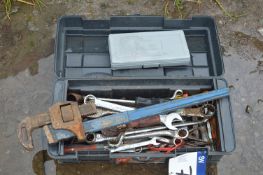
[108,137,160,153]
[84,94,135,112]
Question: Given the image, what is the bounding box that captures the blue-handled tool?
[45,88,229,143]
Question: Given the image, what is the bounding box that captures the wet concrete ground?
[0,0,263,174]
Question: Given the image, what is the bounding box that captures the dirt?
[0,2,62,78]
[1,0,263,175]
[232,31,263,52]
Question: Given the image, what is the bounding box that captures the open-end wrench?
[122,112,183,130]
[84,94,135,112]
[108,137,160,153]
[43,88,229,144]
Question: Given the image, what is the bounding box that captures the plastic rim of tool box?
[44,15,235,163]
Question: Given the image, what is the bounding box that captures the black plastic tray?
[46,16,235,163]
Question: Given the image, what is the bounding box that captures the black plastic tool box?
[47,15,235,163]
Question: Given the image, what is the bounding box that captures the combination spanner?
[108,137,161,153]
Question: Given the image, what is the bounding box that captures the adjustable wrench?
[44,88,229,144]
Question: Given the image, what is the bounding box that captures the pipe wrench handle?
[84,112,129,132]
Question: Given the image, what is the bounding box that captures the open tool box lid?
[54,16,224,79]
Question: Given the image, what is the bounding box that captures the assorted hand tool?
[18,88,228,154]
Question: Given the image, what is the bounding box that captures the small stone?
[254,132,260,137]
[229,85,235,89]
[22,106,29,114]
[231,167,236,171]
[258,99,263,104]
[3,122,15,138]
[32,10,39,16]
[27,21,39,32]
[5,150,10,154]
[258,27,263,37]
[245,105,253,114]
[11,6,19,14]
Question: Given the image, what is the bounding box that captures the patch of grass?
[213,0,246,19]
[164,0,200,18]
[3,0,12,19]
[164,1,170,17]
[213,0,235,19]
[2,0,45,19]
[100,2,109,9]
[17,0,45,7]
[28,61,39,75]
[164,0,245,19]
[174,0,183,18]
[127,0,135,5]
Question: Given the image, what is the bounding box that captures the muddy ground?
[0,0,263,174]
